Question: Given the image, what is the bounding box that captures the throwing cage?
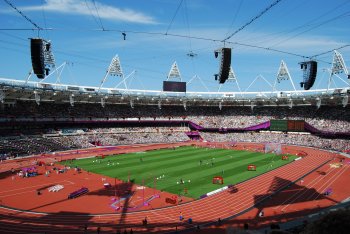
[247,164,256,171]
[265,143,282,155]
[212,176,224,184]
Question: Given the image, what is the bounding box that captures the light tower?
[98,55,125,92]
[273,60,297,93]
[327,50,349,90]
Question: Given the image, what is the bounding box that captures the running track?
[0,144,336,233]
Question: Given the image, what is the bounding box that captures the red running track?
[0,144,335,233]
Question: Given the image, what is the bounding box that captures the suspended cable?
[226,41,308,59]
[312,44,350,58]
[0,28,51,31]
[270,10,350,48]
[224,0,244,38]
[183,0,192,52]
[92,0,105,30]
[0,31,27,41]
[223,0,283,42]
[165,0,184,35]
[265,0,350,47]
[3,0,42,31]
[84,0,103,30]
[0,26,312,59]
[41,0,49,38]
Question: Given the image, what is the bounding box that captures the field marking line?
[0,180,74,196]
[280,166,345,211]
[149,209,195,228]
[309,164,350,202]
[63,180,75,185]
[276,161,344,212]
[0,180,74,198]
[273,166,335,210]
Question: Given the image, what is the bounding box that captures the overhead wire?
[269,9,350,48]
[0,25,312,59]
[0,28,51,31]
[182,0,198,74]
[84,0,104,31]
[226,41,308,59]
[224,0,244,39]
[272,1,350,46]
[234,0,306,45]
[165,0,184,35]
[265,0,350,47]
[312,44,350,58]
[92,0,105,31]
[0,31,27,41]
[3,0,42,31]
[41,0,49,39]
[2,0,347,67]
[223,0,284,42]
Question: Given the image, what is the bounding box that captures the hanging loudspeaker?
[218,48,231,84]
[300,60,317,90]
[30,38,45,79]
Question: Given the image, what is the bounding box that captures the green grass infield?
[61,146,297,198]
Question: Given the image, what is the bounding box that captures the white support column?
[0,90,5,103]
[69,94,74,107]
[99,55,124,92]
[24,69,33,85]
[37,62,66,84]
[226,66,243,96]
[342,95,348,107]
[273,60,297,93]
[187,75,209,92]
[167,61,182,81]
[34,91,40,105]
[328,50,349,91]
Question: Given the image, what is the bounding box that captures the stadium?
[0,1,350,234]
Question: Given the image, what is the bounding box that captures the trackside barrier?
[68,187,89,199]
[200,185,233,199]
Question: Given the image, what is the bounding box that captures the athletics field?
[63,146,296,198]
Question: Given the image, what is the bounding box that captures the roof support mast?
[327,50,350,91]
[273,60,297,94]
[218,66,242,97]
[98,55,126,92]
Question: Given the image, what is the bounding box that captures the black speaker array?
[300,61,317,90]
[30,38,45,79]
[218,48,231,84]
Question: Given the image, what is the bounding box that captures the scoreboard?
[287,120,305,131]
[270,120,305,132]
[163,81,186,92]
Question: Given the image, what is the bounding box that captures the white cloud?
[19,0,157,24]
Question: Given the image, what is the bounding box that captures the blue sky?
[0,0,349,93]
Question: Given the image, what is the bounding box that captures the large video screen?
[163,81,186,92]
[270,120,305,132]
[287,120,305,132]
[270,120,288,131]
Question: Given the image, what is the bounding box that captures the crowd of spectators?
[0,137,77,158]
[201,132,350,152]
[0,101,349,157]
[0,127,189,157]
[1,101,349,133]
